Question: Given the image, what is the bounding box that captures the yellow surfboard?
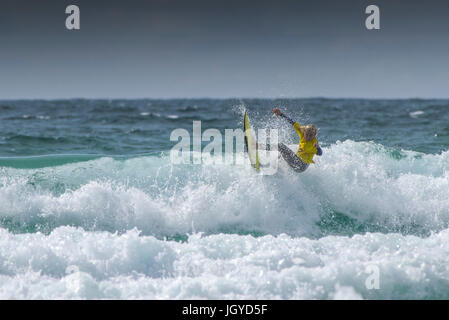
[244,110,260,171]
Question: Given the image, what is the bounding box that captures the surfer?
[259,108,323,172]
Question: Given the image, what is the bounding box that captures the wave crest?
[0,140,448,237]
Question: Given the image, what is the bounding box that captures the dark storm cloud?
[0,0,448,99]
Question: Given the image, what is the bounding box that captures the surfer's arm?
[272,108,297,126]
[315,143,323,156]
[278,112,295,126]
[273,108,303,137]
[273,110,295,126]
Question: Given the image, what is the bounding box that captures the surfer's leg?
[292,160,309,173]
[258,143,309,172]
[277,143,310,172]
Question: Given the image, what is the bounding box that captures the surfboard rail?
[244,110,260,171]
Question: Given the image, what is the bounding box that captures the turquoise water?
[0,98,448,299]
[1,98,447,155]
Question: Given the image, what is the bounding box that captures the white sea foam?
[1,140,449,299]
[0,140,448,237]
[1,227,449,299]
[409,110,425,118]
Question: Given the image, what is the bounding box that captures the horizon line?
[1,96,449,101]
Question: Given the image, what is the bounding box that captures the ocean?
[0,98,448,299]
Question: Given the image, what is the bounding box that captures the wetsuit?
[262,112,323,172]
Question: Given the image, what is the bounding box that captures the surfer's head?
[303,124,318,141]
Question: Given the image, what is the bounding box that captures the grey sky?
[0,0,448,99]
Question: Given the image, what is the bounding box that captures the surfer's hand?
[314,142,320,148]
[272,108,281,116]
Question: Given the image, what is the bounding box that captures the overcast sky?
[0,0,448,99]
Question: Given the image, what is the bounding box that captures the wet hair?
[303,124,318,141]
